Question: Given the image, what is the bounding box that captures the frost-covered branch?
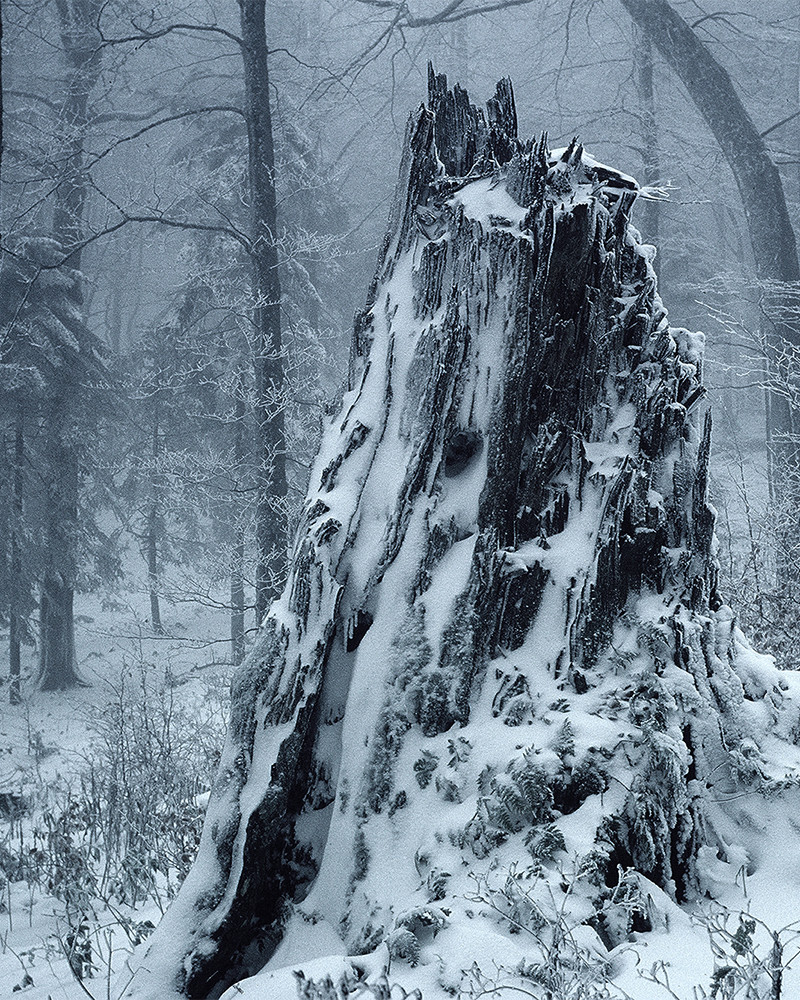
[93,20,244,52]
[85,106,246,168]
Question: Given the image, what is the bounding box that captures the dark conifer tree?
[0,238,109,692]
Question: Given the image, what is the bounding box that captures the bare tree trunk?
[107,287,122,353]
[632,26,660,244]
[38,0,102,689]
[0,1,4,186]
[9,405,24,705]
[231,395,246,665]
[239,0,287,625]
[40,396,80,690]
[796,44,800,223]
[618,0,800,492]
[623,0,798,280]
[230,533,246,665]
[147,401,163,634]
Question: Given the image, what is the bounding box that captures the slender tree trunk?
[1,1,4,188]
[147,530,162,632]
[231,395,246,665]
[796,45,800,225]
[230,532,246,665]
[9,405,24,705]
[239,0,287,624]
[451,18,469,89]
[108,288,122,353]
[632,27,660,245]
[147,401,163,634]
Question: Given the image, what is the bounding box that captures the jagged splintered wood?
[125,69,797,1000]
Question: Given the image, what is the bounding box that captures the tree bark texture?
[239,0,287,624]
[147,402,163,635]
[125,70,800,1000]
[617,0,800,484]
[632,26,660,244]
[231,395,247,665]
[39,395,80,690]
[38,0,103,690]
[9,405,24,705]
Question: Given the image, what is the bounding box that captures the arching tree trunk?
[124,71,800,1000]
[619,0,798,284]
[617,0,800,503]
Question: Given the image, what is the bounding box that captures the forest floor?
[0,584,233,1000]
[2,556,800,1000]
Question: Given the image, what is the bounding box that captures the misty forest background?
[1,0,800,994]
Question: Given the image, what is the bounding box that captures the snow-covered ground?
[0,588,232,1000]
[3,576,800,1000]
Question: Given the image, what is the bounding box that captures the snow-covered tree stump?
[125,69,800,1000]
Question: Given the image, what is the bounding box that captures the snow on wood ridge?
[122,67,800,1000]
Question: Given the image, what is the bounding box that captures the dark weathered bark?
[38,0,102,689]
[126,71,790,1000]
[239,0,287,624]
[39,581,78,690]
[231,395,247,665]
[618,0,800,478]
[39,394,81,691]
[147,403,163,635]
[9,406,24,705]
[39,583,78,690]
[147,523,162,632]
[632,26,660,244]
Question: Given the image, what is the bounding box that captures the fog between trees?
[2,2,799,676]
[2,3,800,998]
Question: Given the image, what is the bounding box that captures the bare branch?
[96,21,244,52]
[3,211,252,274]
[5,88,62,112]
[353,0,537,27]
[112,213,251,252]
[761,109,800,140]
[86,106,246,167]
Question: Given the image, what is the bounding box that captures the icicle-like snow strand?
[123,67,800,1000]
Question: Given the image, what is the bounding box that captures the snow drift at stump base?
[122,68,800,1000]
